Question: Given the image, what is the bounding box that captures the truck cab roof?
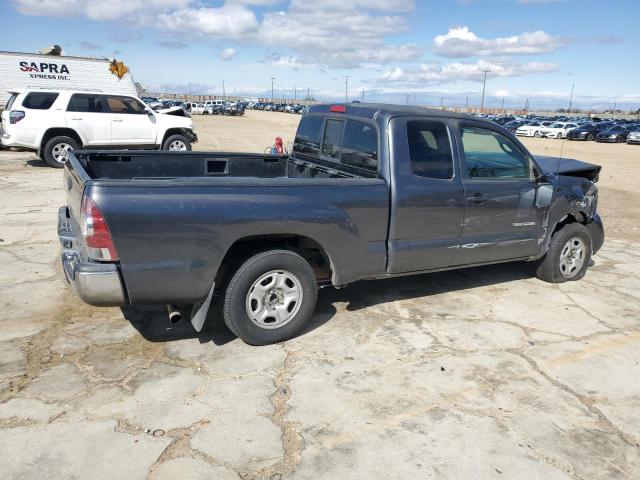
[307,103,477,122]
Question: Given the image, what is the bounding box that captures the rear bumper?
[587,213,605,255]
[58,206,126,306]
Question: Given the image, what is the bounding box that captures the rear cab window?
[293,115,323,156]
[22,92,59,110]
[294,115,378,175]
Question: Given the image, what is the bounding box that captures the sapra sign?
[19,61,71,80]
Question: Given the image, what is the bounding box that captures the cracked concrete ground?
[1,111,639,479]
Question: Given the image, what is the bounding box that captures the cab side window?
[105,96,146,114]
[460,126,530,179]
[67,94,105,113]
[407,120,453,179]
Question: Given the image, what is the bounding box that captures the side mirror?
[536,183,554,208]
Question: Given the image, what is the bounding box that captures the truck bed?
[72,151,374,181]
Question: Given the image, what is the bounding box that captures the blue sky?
[2,0,638,110]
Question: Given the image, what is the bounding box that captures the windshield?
[550,123,564,128]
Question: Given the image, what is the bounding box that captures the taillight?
[80,196,119,261]
[9,110,25,124]
[329,105,346,113]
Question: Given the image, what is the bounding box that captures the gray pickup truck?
[58,104,604,345]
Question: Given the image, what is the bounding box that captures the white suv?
[1,89,197,168]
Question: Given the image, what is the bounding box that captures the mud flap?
[190,282,215,332]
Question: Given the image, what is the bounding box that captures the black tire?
[535,223,592,283]
[534,131,541,138]
[587,133,594,141]
[161,134,191,151]
[223,250,318,346]
[43,136,79,168]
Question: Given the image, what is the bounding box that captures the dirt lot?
[1,110,639,479]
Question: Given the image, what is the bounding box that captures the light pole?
[480,70,490,113]
[361,88,365,103]
[270,77,276,101]
[567,83,574,114]
[221,80,226,100]
[343,75,350,102]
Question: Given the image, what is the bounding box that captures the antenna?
[557,85,573,175]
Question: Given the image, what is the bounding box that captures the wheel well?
[553,212,587,235]
[161,128,189,145]
[41,128,82,151]
[214,235,333,289]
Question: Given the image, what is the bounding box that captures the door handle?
[112,118,123,122]
[468,193,485,203]
[70,117,82,120]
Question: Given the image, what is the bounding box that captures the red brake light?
[329,105,346,113]
[9,110,25,124]
[81,196,119,261]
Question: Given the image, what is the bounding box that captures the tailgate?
[64,152,91,226]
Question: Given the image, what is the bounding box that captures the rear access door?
[387,116,465,273]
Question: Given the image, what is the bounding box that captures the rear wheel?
[556,132,563,139]
[587,133,594,141]
[162,134,191,151]
[223,250,318,345]
[535,223,592,283]
[534,130,541,137]
[43,136,79,168]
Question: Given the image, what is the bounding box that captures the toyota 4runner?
[1,89,197,167]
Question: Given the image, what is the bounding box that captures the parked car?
[58,103,603,345]
[539,122,579,139]
[515,121,554,137]
[627,129,640,145]
[1,88,197,167]
[566,123,606,141]
[184,102,205,115]
[223,102,244,116]
[595,125,635,143]
[503,120,527,133]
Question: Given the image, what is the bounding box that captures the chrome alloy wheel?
[245,270,303,329]
[52,142,73,163]
[559,237,586,278]
[168,140,187,151]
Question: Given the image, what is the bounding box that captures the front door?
[455,122,544,264]
[104,95,156,145]
[387,118,465,273]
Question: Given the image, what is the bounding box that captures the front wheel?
[587,133,594,141]
[535,223,592,283]
[534,130,541,138]
[223,250,318,345]
[162,134,191,151]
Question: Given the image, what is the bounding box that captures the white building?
[0,51,138,107]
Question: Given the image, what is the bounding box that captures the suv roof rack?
[25,86,103,92]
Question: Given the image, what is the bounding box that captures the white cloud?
[433,26,568,57]
[256,0,422,67]
[12,0,192,21]
[156,5,259,38]
[219,47,237,61]
[380,60,558,85]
